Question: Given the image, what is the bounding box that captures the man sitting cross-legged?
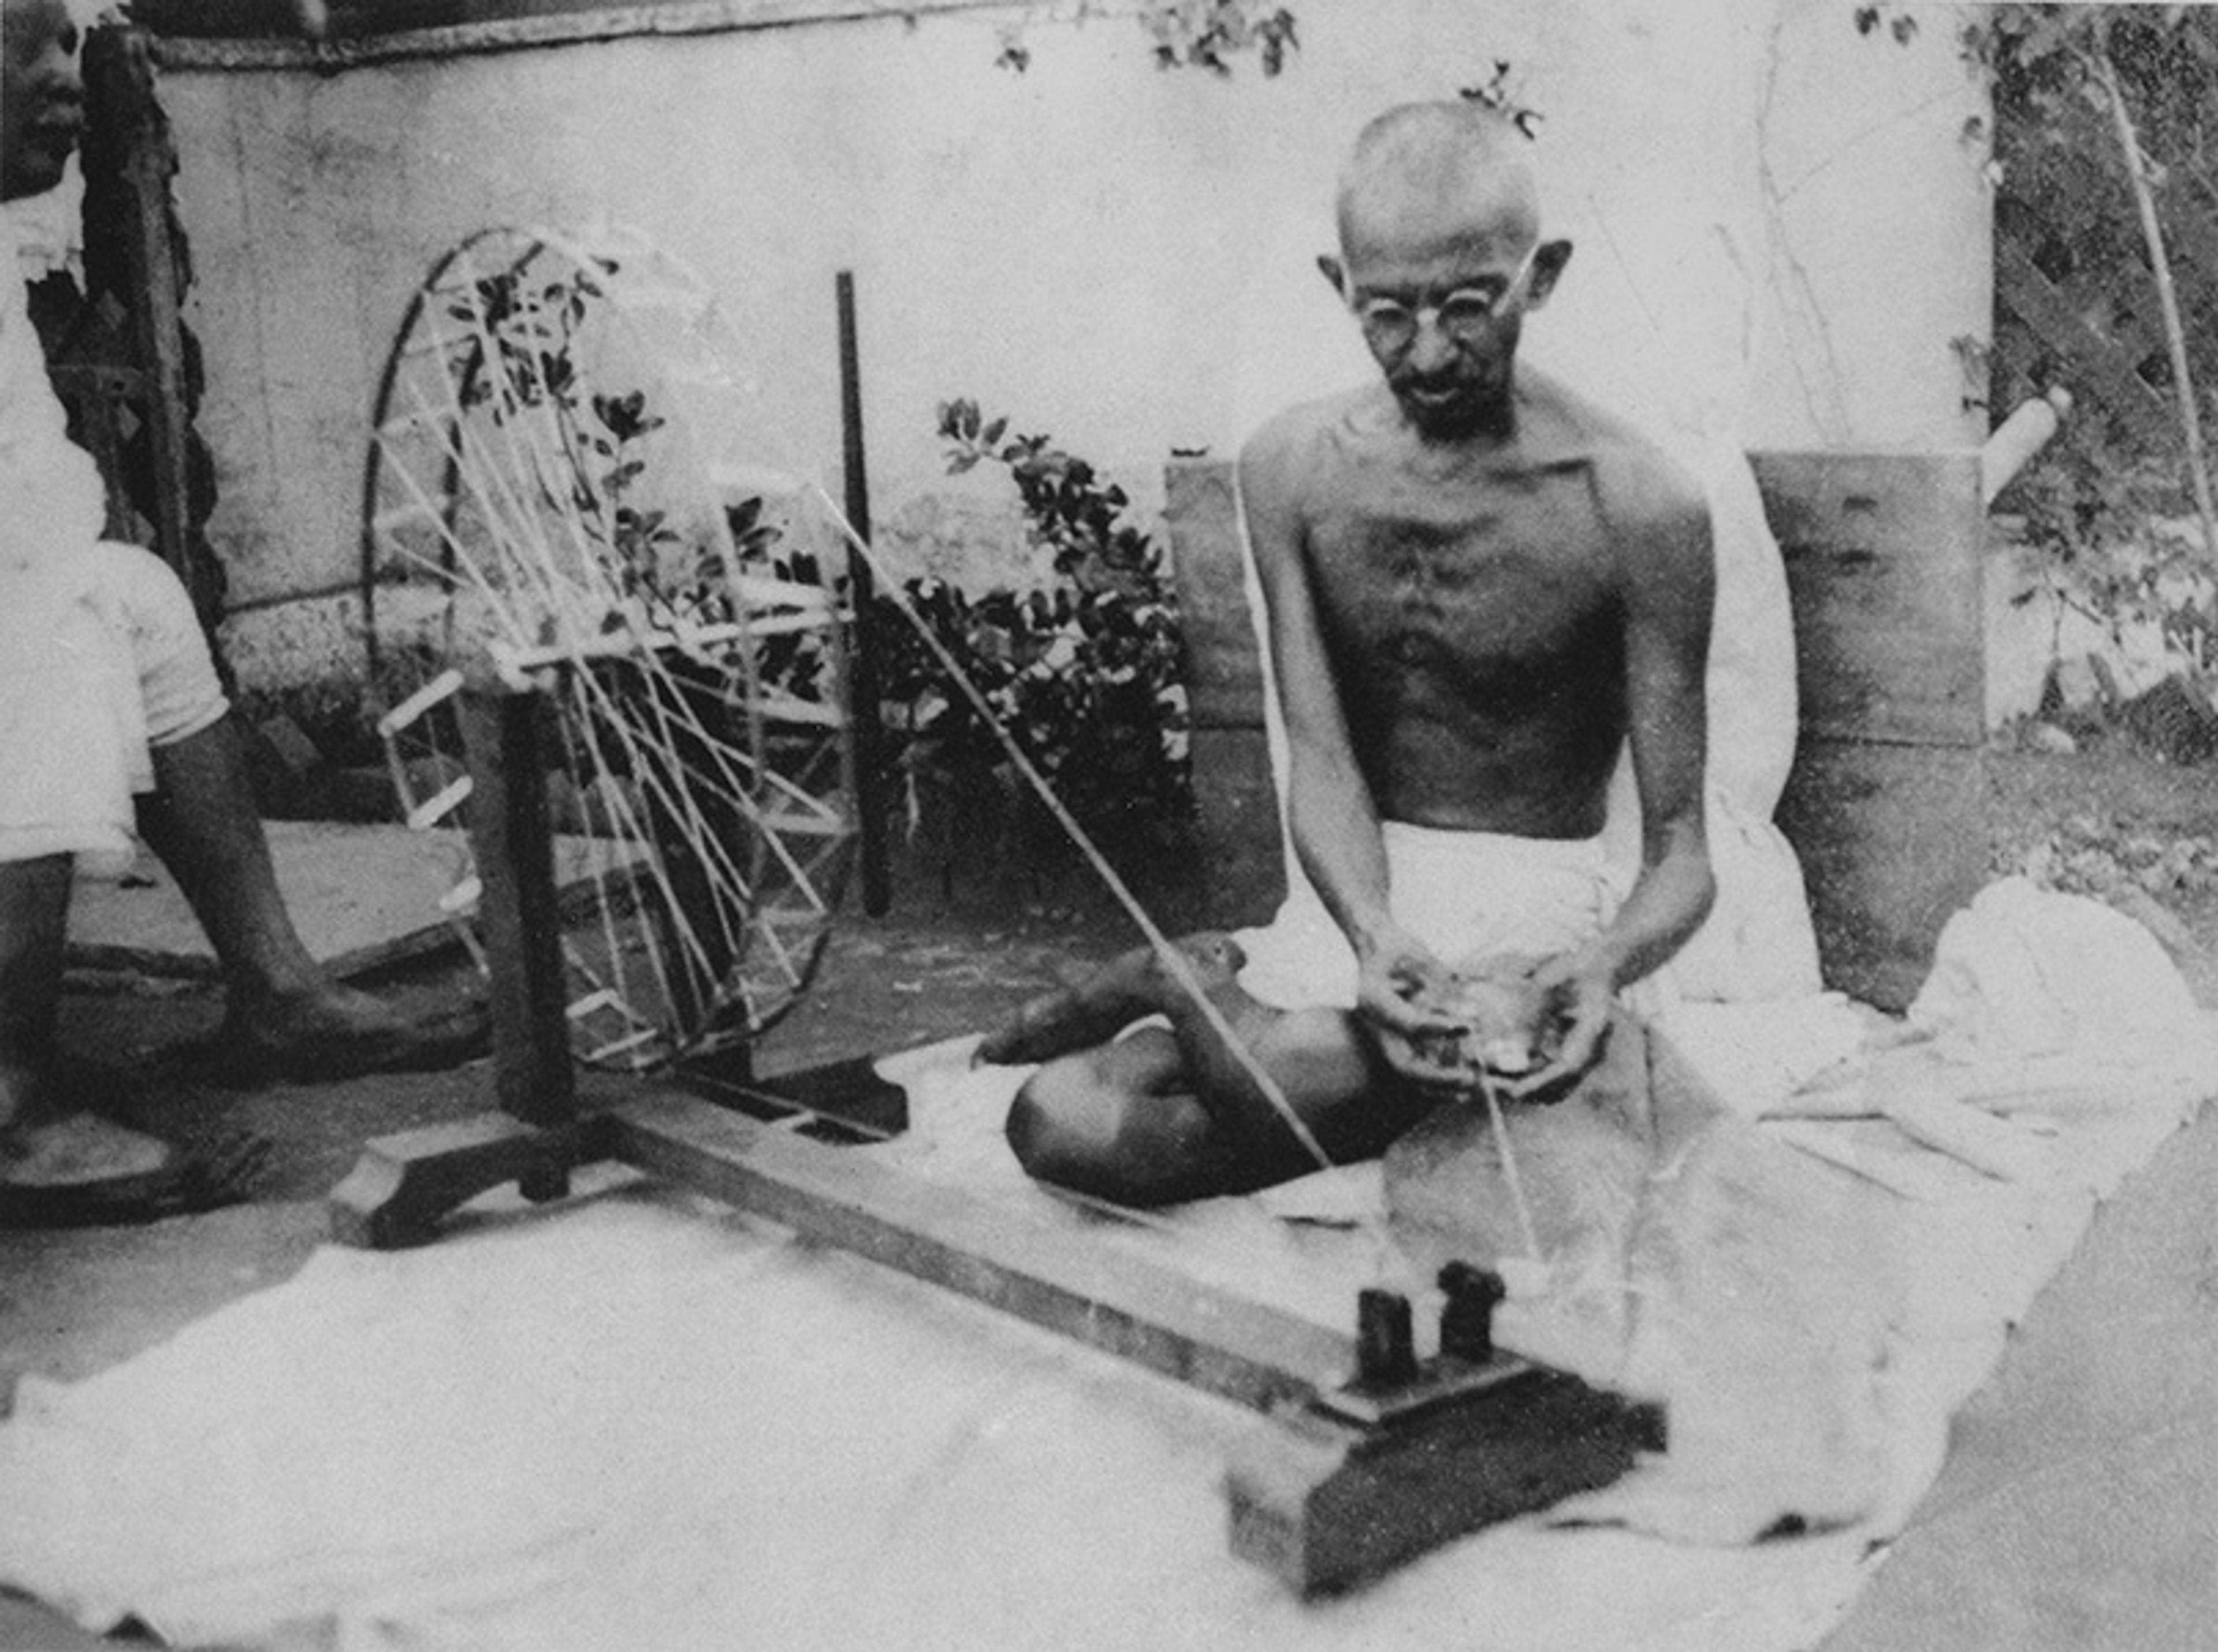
[981,101,1717,1207]
[1,0,483,1226]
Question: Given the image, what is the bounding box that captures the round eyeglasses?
[1348,244,1539,354]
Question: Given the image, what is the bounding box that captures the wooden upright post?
[459,686,576,1135]
[836,270,892,916]
[78,26,215,633]
[326,680,578,1244]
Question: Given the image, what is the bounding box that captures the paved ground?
[3,758,2217,1649]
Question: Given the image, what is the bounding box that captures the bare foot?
[0,1114,268,1227]
[2,1111,170,1182]
[977,934,1246,1066]
[210,981,489,1086]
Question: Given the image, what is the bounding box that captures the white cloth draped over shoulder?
[0,211,148,870]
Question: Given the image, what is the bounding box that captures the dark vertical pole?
[460,686,577,1160]
[79,28,215,641]
[837,270,894,917]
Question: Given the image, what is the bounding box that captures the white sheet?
[0,885,2208,1651]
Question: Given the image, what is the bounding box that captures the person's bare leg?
[1006,984,1429,1207]
[978,932,1249,1066]
[0,854,73,1135]
[0,853,263,1221]
[1007,1029,1249,1205]
[137,715,482,1078]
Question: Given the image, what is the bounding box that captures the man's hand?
[1498,951,1614,1100]
[1354,927,1477,1089]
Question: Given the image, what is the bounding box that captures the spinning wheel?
[334,227,1660,1603]
[359,226,859,1070]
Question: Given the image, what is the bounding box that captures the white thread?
[810,482,1411,1281]
[1475,1066,1545,1267]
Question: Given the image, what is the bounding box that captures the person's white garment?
[0,209,228,868]
[1232,823,1660,1011]
[0,210,137,866]
[1236,433,1821,1006]
[3,159,81,287]
[1599,433,1822,1001]
[0,209,105,579]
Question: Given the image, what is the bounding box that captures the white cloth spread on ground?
[0,883,2210,1652]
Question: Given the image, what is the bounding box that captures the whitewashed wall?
[150,0,1990,691]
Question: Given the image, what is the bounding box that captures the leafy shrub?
[864,401,1192,864]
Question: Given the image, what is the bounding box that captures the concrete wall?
[146,0,1990,691]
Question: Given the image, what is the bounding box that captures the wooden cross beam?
[329,680,1664,1597]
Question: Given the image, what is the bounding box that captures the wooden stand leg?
[328,1115,589,1249]
[331,684,585,1248]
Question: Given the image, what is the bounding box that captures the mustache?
[1389,369,1480,399]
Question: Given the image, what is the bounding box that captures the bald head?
[1319,102,1571,438]
[1335,102,1541,268]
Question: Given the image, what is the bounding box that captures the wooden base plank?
[328,1082,1666,1596]
[603,1088,1352,1415]
[678,1050,910,1140]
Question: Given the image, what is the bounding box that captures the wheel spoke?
[362,227,861,1068]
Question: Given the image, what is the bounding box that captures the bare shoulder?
[1544,386,1710,591]
[1237,389,1367,524]
[1601,440,1709,555]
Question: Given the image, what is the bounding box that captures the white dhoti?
[1234,433,1825,1009]
[1231,824,1659,1013]
[0,543,231,870]
[3,212,229,870]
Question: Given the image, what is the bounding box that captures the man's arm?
[1237,413,1466,1082]
[1514,454,1717,1093]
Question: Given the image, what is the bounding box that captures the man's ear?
[1523,239,1573,311]
[1316,253,1348,299]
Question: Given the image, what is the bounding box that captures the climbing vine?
[1949,5,2218,667]
[1457,60,1543,138]
[996,1,1296,76]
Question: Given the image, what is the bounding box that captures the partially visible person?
[2,0,479,1226]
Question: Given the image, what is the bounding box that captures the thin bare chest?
[1304,464,1620,694]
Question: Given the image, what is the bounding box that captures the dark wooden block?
[1776,735,1987,1012]
[1185,727,1285,929]
[679,1049,911,1141]
[1747,450,1986,750]
[1166,457,1265,732]
[1227,1363,1666,1597]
